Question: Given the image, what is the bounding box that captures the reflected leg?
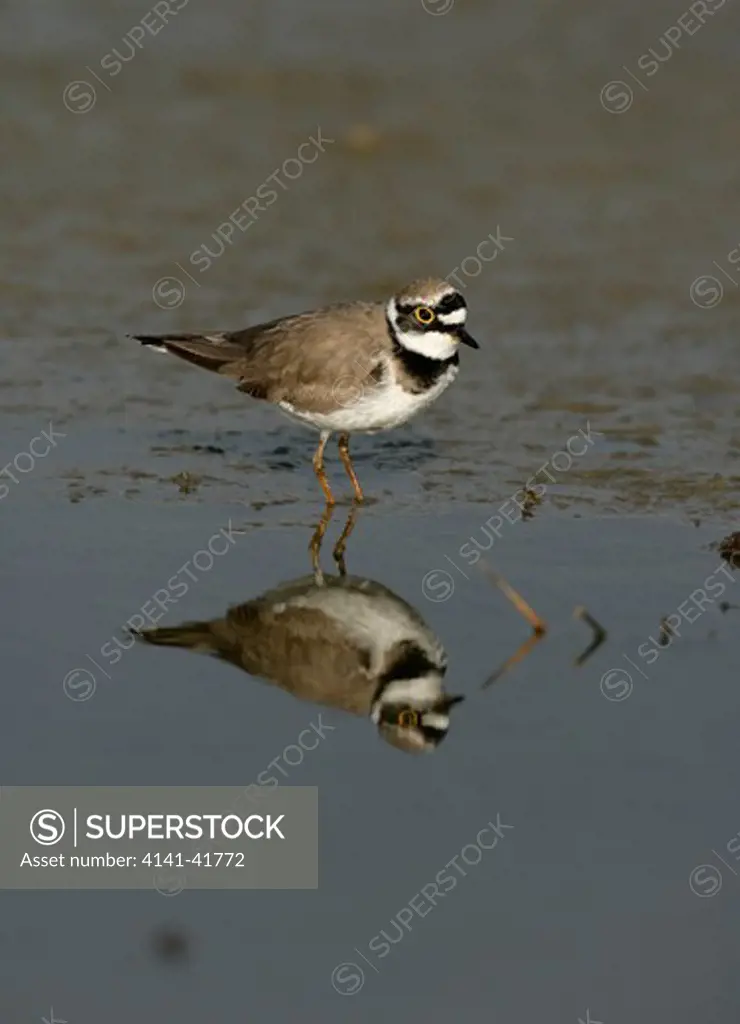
[308,501,335,582]
[332,504,360,576]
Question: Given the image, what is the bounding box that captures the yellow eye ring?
[413,305,435,325]
[398,709,420,728]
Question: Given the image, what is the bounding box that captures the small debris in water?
[717,531,740,569]
[171,471,201,494]
[192,444,225,454]
[343,124,383,153]
[67,483,107,503]
[658,617,674,646]
[150,925,190,965]
[478,564,547,689]
[480,565,547,636]
[573,606,607,638]
[573,605,607,666]
[521,487,542,520]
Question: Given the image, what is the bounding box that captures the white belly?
[287,585,447,675]
[278,362,459,434]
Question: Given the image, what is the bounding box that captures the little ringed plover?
[131,277,479,503]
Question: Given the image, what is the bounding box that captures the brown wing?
[136,580,378,716]
[223,600,376,714]
[228,301,388,412]
[133,301,389,414]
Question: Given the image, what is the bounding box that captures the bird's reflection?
[135,504,606,752]
[136,504,465,753]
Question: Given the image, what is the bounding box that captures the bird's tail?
[133,620,219,655]
[130,332,242,374]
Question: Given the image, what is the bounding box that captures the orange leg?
[337,433,364,503]
[312,431,334,505]
[332,504,360,576]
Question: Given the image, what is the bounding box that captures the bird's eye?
[413,305,435,325]
[398,709,420,728]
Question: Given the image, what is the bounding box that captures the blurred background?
[2,0,740,1021]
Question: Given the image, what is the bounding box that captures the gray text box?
[0,786,317,890]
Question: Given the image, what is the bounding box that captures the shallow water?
[2,0,740,1020]
[4,497,740,1022]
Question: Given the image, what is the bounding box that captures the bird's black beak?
[441,694,466,710]
[458,328,479,349]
